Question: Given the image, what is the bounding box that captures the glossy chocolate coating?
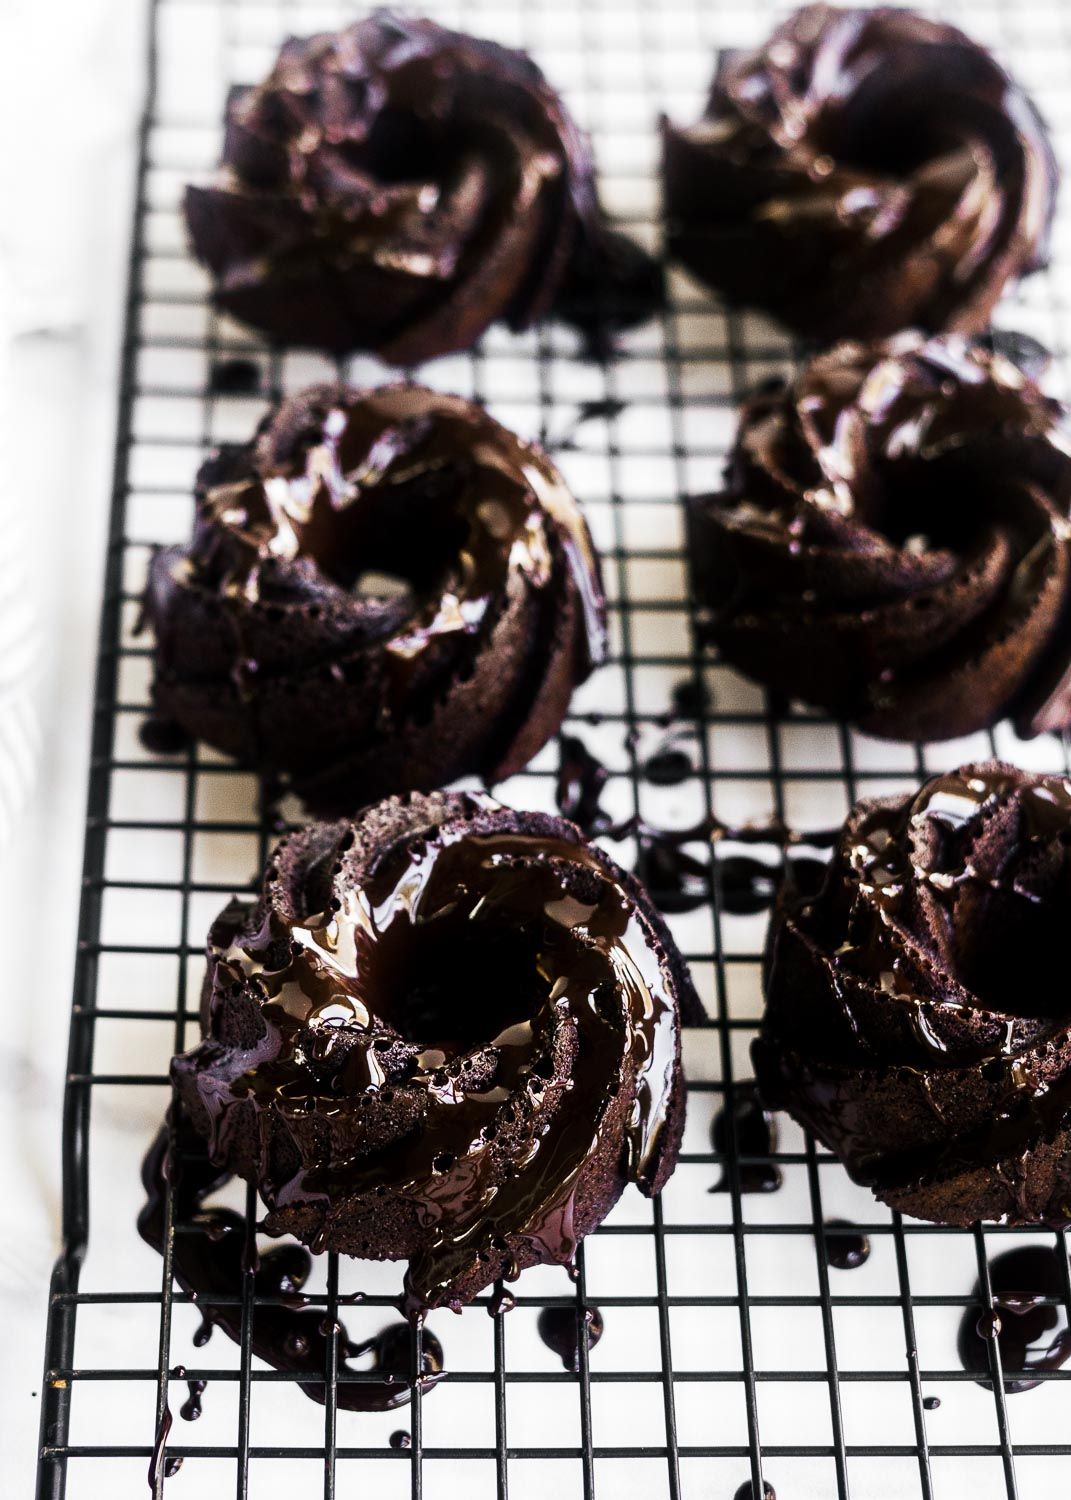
[755,762,1071,1226]
[691,334,1071,741]
[662,4,1057,340]
[171,791,694,1311]
[185,11,659,362]
[144,384,606,815]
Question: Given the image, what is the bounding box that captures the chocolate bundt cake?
[171,791,697,1311]
[143,383,605,814]
[185,11,660,361]
[662,4,1057,340]
[690,333,1071,741]
[754,763,1071,1225]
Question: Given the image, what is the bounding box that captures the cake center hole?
[381,914,551,1052]
[296,467,470,599]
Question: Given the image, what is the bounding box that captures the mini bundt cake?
[662,4,1057,340]
[754,763,1071,1225]
[171,791,697,1311]
[185,10,660,361]
[690,333,1071,740]
[143,383,606,814]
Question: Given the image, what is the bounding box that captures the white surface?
[0,2,146,1495]
[4,1,1071,1498]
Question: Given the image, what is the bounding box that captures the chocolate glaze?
[922,1395,941,1411]
[138,1115,443,1411]
[643,745,693,788]
[209,358,261,396]
[959,1245,1071,1394]
[556,734,611,836]
[390,1430,412,1450]
[711,1086,782,1195]
[179,1378,206,1422]
[664,677,709,724]
[170,792,693,1311]
[185,12,660,363]
[733,1482,775,1500]
[147,1407,173,1490]
[821,1219,871,1270]
[546,399,629,453]
[145,385,606,816]
[663,5,1057,341]
[536,1303,604,1371]
[756,762,1071,1226]
[138,719,191,756]
[692,334,1071,741]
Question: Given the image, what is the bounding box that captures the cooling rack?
[35,0,1071,1496]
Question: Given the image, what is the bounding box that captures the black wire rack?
[34,0,1071,1497]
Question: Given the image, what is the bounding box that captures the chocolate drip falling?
[536,1304,605,1371]
[958,1245,1071,1393]
[733,1482,775,1500]
[711,1086,782,1195]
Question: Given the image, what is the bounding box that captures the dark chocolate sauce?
[147,1406,173,1490]
[662,677,709,724]
[732,1483,775,1500]
[922,1395,941,1410]
[711,1086,782,1194]
[138,1116,443,1411]
[139,718,191,756]
[715,854,780,916]
[191,1316,214,1348]
[634,835,709,914]
[346,1323,445,1409]
[488,1286,517,1317]
[390,1430,412,1450]
[209,357,261,395]
[556,734,611,834]
[547,398,629,451]
[554,227,664,357]
[643,746,693,787]
[958,1245,1071,1394]
[179,1378,206,1422]
[537,1304,605,1371]
[821,1220,871,1271]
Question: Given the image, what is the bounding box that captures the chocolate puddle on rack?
[710,1085,782,1194]
[821,1221,871,1271]
[554,719,834,918]
[958,1244,1071,1392]
[138,1116,445,1415]
[537,1304,605,1370]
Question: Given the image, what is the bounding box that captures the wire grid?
[34,0,1071,1496]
